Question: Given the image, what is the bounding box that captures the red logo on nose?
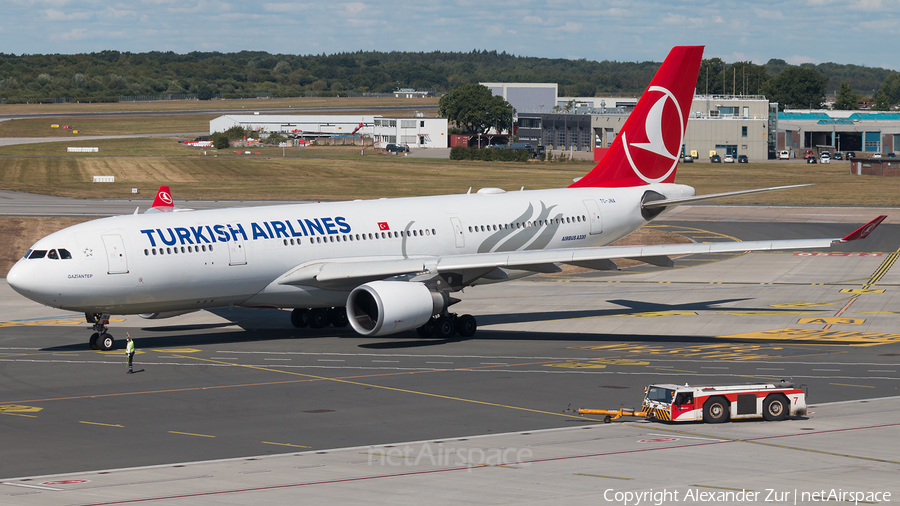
[622,86,684,184]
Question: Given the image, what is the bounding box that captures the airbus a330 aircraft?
[7,46,885,351]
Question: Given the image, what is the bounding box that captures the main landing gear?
[290,307,349,329]
[416,313,477,339]
[86,313,115,351]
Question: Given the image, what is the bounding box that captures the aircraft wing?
[278,216,886,290]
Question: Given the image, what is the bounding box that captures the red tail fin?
[151,186,175,211]
[569,46,704,188]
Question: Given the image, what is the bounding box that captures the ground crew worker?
[125,334,135,374]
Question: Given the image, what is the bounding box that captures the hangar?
[777,111,900,156]
[209,115,448,148]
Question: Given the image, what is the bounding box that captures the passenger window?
[58,249,72,259]
[29,250,47,259]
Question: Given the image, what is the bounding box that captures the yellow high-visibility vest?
[126,340,135,354]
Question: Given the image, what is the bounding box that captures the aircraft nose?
[7,259,43,301]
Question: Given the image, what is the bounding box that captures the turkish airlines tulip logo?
[158,191,173,205]
[622,85,684,184]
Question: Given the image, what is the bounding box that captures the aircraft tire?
[416,324,433,338]
[456,314,477,337]
[330,307,349,328]
[309,308,329,329]
[89,332,100,350]
[434,316,456,338]
[99,333,115,351]
[290,308,309,328]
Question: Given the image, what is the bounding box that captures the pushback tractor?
[575,381,807,423]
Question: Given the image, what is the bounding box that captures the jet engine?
[138,309,201,319]
[346,281,446,336]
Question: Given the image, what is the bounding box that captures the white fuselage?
[8,183,694,314]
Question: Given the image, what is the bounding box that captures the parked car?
[820,153,831,164]
[806,156,817,164]
[832,152,843,160]
[737,155,749,163]
[873,153,883,158]
[846,151,856,159]
[888,152,897,158]
[778,150,790,159]
[681,155,693,163]
[803,152,816,161]
[710,154,721,163]
[723,154,735,163]
[385,143,409,153]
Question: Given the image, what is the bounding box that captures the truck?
[642,381,807,423]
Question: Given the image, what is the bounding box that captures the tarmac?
[1,205,898,505]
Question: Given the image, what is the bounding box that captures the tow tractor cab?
[642,381,807,423]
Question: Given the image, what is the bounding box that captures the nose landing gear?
[86,313,115,351]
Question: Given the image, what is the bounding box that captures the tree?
[763,67,827,110]
[877,72,900,106]
[832,82,859,110]
[438,83,514,135]
[872,91,891,111]
[210,132,230,149]
[696,58,725,95]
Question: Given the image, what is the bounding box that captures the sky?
[2,0,899,70]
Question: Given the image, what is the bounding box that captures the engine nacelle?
[138,309,200,320]
[347,281,446,336]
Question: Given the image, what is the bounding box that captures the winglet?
[151,186,175,212]
[841,215,887,242]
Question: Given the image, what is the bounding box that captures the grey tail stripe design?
[401,221,415,258]
[525,212,564,250]
[476,203,534,254]
[495,202,557,252]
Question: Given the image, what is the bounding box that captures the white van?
[778,150,790,159]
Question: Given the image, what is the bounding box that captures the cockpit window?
[28,250,47,259]
[24,249,32,259]
[58,249,72,259]
[48,249,59,259]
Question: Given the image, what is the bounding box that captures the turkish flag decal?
[377,222,390,231]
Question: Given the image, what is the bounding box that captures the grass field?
[1,138,899,205]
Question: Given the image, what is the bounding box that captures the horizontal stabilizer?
[642,184,812,209]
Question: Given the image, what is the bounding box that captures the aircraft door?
[228,235,247,266]
[450,217,465,248]
[582,200,603,235]
[101,234,129,274]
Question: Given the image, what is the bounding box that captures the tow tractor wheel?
[99,333,115,351]
[291,308,309,328]
[89,332,101,350]
[329,307,349,328]
[308,308,330,329]
[455,314,477,337]
[763,394,789,421]
[703,396,730,423]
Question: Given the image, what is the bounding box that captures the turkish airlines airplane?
[7,46,885,351]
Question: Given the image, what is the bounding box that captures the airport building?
[209,115,448,148]
[514,95,774,161]
[372,117,449,148]
[776,111,900,156]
